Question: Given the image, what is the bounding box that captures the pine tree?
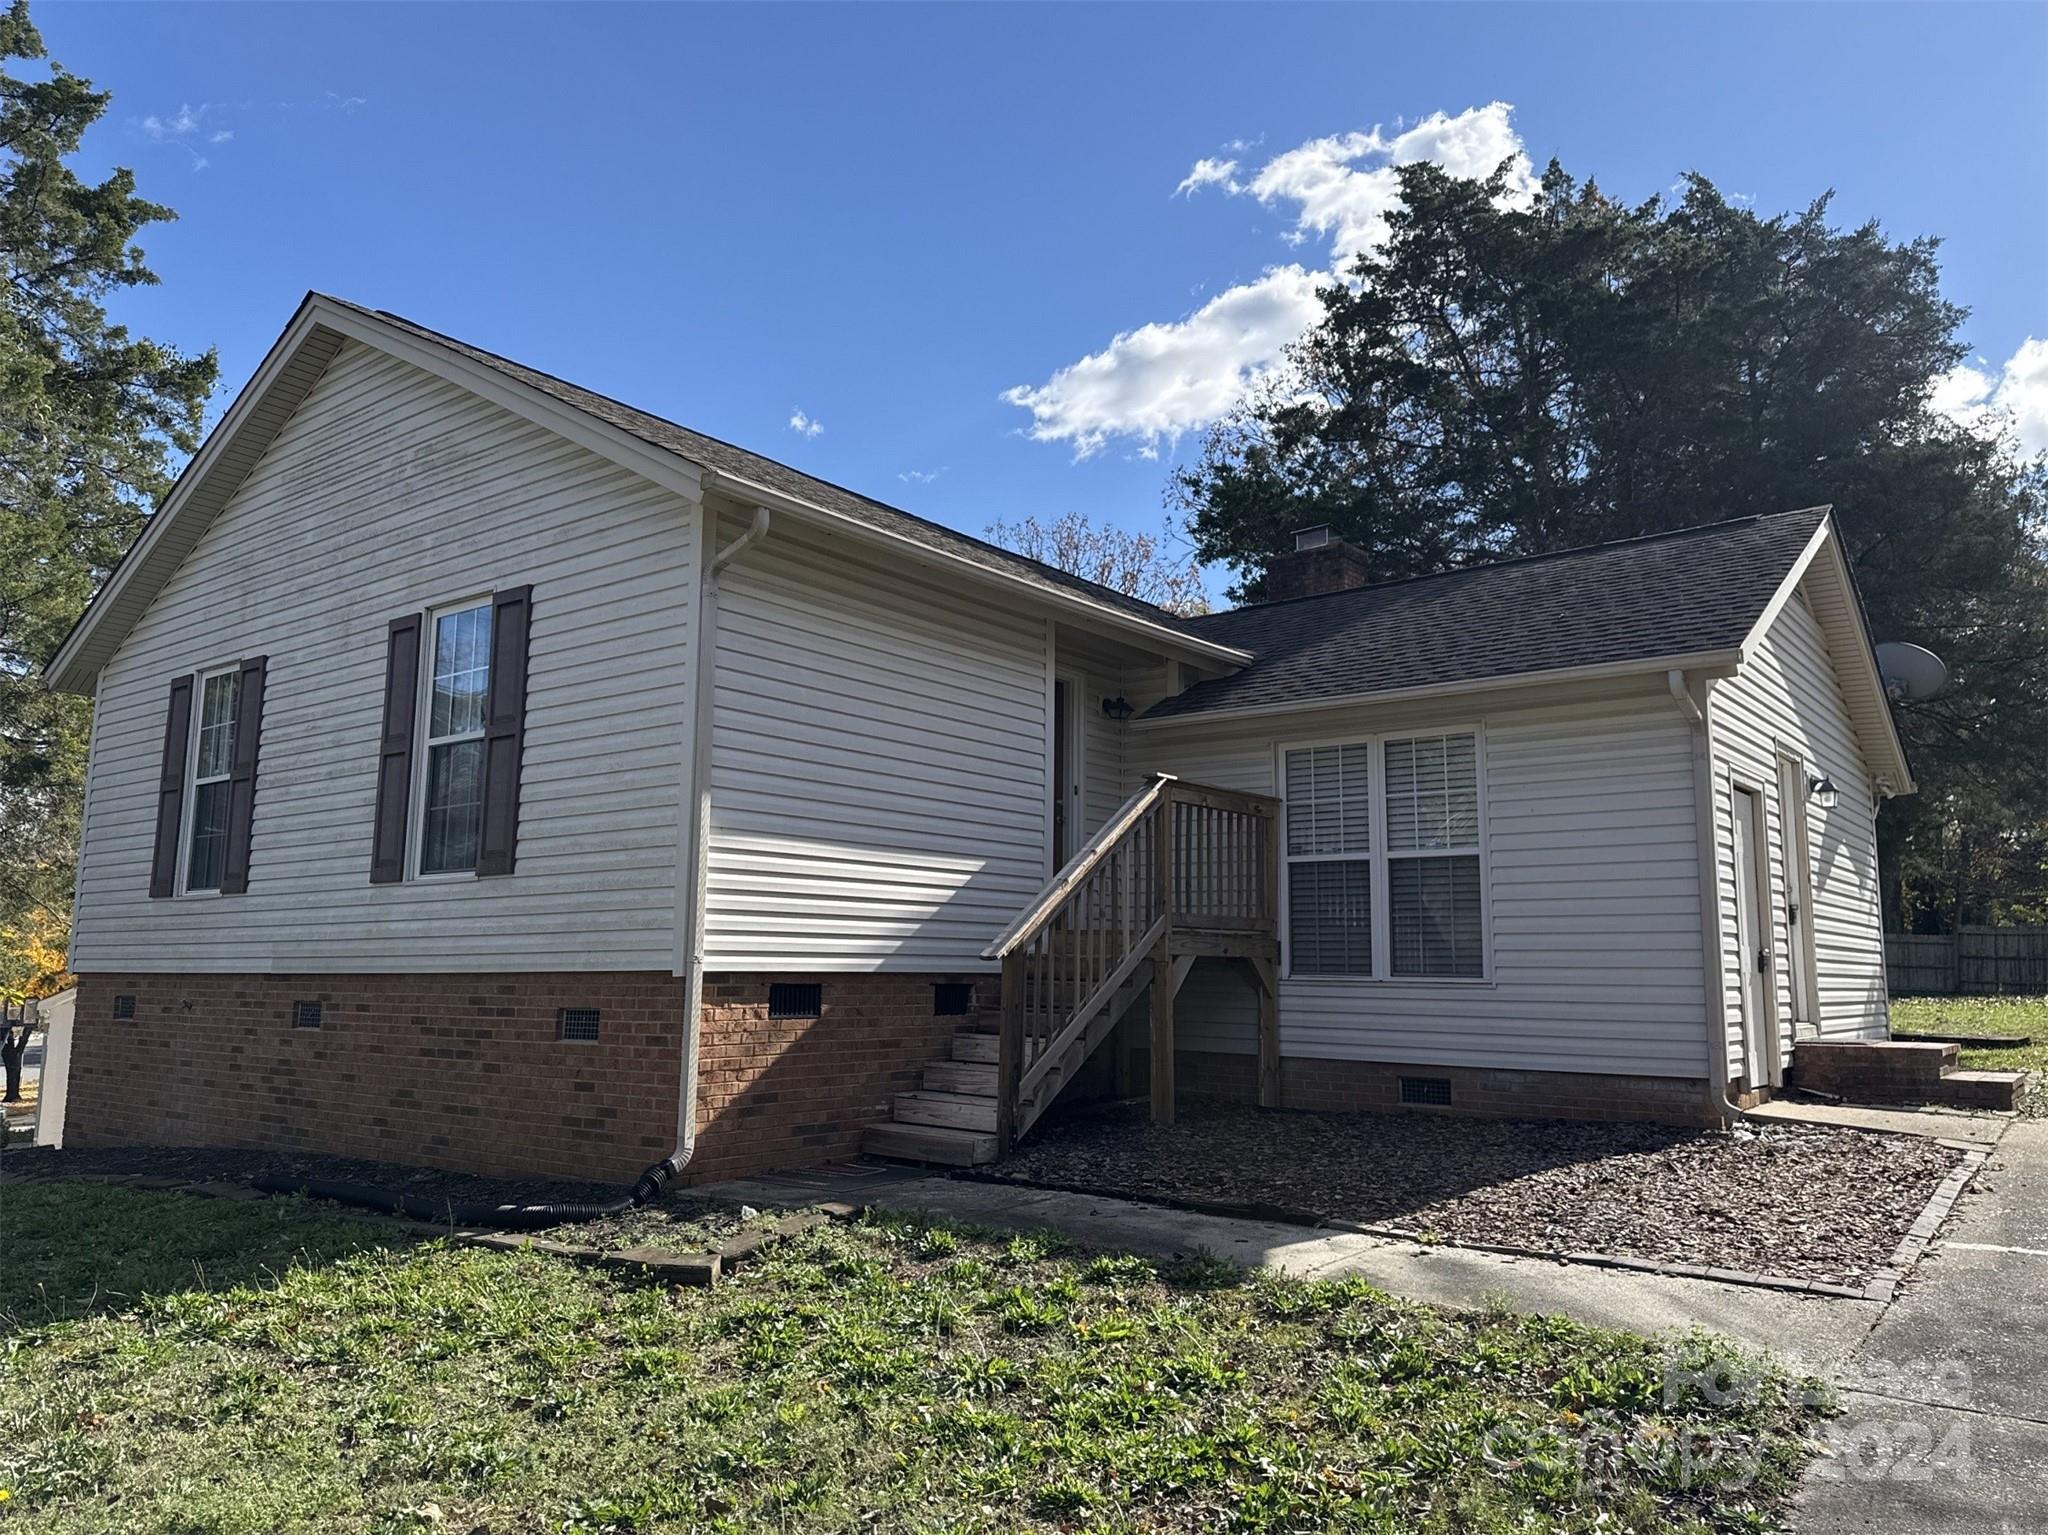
[1175,159,2048,930]
[0,0,216,987]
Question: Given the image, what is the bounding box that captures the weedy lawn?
[1890,994,2048,1073]
[1,1182,1826,1534]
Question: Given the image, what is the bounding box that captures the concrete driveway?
[1795,1118,2048,1533]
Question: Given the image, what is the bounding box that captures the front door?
[1730,785,1780,1088]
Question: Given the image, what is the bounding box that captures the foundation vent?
[1399,1075,1453,1107]
[559,1007,602,1042]
[292,1001,323,1030]
[768,983,823,1019]
[933,982,975,1017]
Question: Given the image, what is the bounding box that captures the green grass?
[1892,994,2048,1073]
[0,1183,1827,1534]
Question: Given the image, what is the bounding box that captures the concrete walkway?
[1794,1118,2048,1533]
[1748,1097,2015,1145]
[709,1164,1882,1375]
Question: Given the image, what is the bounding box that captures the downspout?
[666,503,773,1176]
[1672,668,1749,1128]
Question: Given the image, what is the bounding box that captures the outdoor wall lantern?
[1807,773,1839,810]
[1101,696,1135,722]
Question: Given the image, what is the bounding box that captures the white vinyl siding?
[703,516,1050,970]
[1709,581,1887,1065]
[71,340,698,973]
[1149,695,1713,1076]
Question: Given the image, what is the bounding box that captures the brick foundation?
[66,971,986,1185]
[1139,1047,1718,1126]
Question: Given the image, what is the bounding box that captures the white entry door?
[1730,786,1780,1088]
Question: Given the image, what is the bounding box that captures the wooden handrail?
[981,775,1177,961]
[988,771,1282,1150]
[982,776,1281,960]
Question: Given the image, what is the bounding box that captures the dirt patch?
[0,1143,622,1214]
[994,1099,1964,1287]
[534,1197,783,1254]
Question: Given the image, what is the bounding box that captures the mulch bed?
[0,1144,623,1214]
[993,1099,1965,1288]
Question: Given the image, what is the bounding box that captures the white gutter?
[665,504,773,1180]
[1135,649,1746,731]
[1673,668,1748,1128]
[696,467,1250,670]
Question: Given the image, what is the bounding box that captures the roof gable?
[47,294,1240,693]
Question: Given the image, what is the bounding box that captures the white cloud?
[209,129,234,144]
[898,467,945,484]
[1002,268,1324,458]
[788,408,824,438]
[140,103,205,140]
[1174,157,1240,198]
[1933,338,2048,458]
[1006,103,1535,457]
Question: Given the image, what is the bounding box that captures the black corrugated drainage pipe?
[250,1157,679,1230]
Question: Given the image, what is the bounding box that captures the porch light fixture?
[1101,696,1135,722]
[1807,773,1839,810]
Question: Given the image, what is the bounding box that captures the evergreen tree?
[1176,160,2048,930]
[0,0,216,987]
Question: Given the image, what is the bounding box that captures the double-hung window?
[416,599,493,876]
[1282,729,1487,981]
[181,666,242,893]
[1284,744,1376,975]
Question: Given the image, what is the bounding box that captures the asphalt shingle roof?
[324,296,1184,632]
[329,298,1827,721]
[1145,508,1828,720]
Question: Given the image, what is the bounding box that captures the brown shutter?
[370,615,422,884]
[476,584,532,877]
[148,675,196,898]
[219,655,268,895]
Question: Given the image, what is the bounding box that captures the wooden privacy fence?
[1886,927,2048,996]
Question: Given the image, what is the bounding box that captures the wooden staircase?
[861,775,1279,1168]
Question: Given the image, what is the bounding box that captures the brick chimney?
[1261,526,1371,602]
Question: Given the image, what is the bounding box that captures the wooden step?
[951,1031,999,1065]
[922,1059,996,1096]
[861,1121,998,1167]
[891,1090,998,1133]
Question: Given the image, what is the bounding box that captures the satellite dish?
[1874,641,1948,702]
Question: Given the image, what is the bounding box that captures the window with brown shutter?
[372,587,531,884]
[219,655,267,894]
[148,675,196,898]
[476,585,531,877]
[370,614,422,884]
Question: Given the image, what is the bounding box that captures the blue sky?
[48,2,2048,596]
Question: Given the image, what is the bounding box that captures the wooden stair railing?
[982,774,1280,1151]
